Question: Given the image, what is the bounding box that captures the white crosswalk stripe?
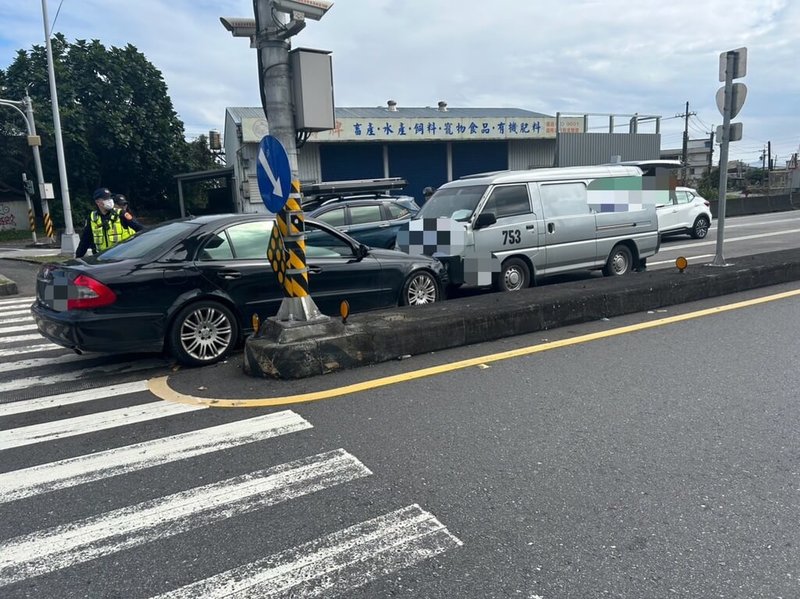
[0,323,37,334]
[0,343,62,358]
[0,450,371,587]
[0,332,44,343]
[0,309,32,321]
[0,380,149,417]
[0,410,312,503]
[0,351,91,373]
[0,399,204,450]
[0,328,462,596]
[153,504,462,599]
[0,296,34,307]
[0,358,167,394]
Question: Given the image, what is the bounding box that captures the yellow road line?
[148,287,800,408]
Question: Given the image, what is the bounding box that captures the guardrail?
[708,192,798,218]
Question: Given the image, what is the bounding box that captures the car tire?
[495,257,530,292]
[691,215,710,239]
[168,300,239,366]
[400,270,440,306]
[602,244,633,276]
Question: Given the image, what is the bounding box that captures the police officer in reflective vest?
[113,194,138,241]
[75,188,143,258]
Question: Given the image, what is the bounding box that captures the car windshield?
[415,185,488,221]
[94,221,199,261]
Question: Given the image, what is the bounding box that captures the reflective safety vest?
[90,209,126,252]
[118,211,136,241]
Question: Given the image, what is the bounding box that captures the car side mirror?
[357,243,369,259]
[474,212,497,230]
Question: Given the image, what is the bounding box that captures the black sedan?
[31,214,446,366]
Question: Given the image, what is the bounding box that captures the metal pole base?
[707,257,734,268]
[274,296,327,323]
[59,233,80,256]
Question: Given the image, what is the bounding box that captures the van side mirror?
[474,212,497,230]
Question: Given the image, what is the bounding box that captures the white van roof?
[448,164,644,187]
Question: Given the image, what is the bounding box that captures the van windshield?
[415,185,488,221]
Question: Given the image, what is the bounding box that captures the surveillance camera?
[272,0,333,21]
[220,16,257,37]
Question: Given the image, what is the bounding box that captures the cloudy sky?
[1,0,798,167]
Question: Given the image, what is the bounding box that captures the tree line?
[0,34,220,228]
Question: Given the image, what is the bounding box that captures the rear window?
[387,203,410,219]
[349,205,383,225]
[95,221,197,261]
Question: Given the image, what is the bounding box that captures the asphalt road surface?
[2,277,800,597]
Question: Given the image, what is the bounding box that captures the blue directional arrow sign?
[256,135,291,213]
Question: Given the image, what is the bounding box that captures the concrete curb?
[244,248,800,379]
[0,274,18,296]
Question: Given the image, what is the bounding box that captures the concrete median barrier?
[244,248,800,380]
[0,273,18,296]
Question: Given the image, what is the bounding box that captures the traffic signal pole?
[255,0,322,323]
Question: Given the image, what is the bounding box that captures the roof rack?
[303,177,407,196]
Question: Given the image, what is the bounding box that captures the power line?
[51,0,66,32]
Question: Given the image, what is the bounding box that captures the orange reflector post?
[251,313,261,332]
[340,300,350,323]
[675,256,688,272]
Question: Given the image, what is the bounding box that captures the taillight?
[68,274,117,310]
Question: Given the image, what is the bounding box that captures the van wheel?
[496,257,530,292]
[691,216,710,239]
[602,244,633,276]
[169,300,239,366]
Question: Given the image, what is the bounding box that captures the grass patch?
[0,230,45,243]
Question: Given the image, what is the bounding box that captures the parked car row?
[32,166,713,368]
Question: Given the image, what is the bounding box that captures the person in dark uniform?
[75,188,143,258]
[113,194,141,241]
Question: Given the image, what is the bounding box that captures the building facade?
[224,103,662,212]
[661,138,714,184]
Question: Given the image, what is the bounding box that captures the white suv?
[657,187,713,239]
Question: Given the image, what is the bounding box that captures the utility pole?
[677,102,696,184]
[707,129,715,175]
[767,140,772,170]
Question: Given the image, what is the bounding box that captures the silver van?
[396,165,662,291]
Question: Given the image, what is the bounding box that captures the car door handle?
[379,223,390,228]
[547,223,555,233]
[308,265,323,275]
[218,270,242,280]
[526,224,535,230]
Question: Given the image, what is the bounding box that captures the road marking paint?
[0,381,148,417]
[0,309,32,320]
[151,504,461,599]
[0,449,370,587]
[0,410,312,503]
[0,333,44,343]
[0,343,61,358]
[661,227,800,252]
[0,400,203,451]
[0,358,167,394]
[0,323,37,334]
[0,351,91,373]
[149,286,800,408]
[0,297,34,307]
[649,253,715,266]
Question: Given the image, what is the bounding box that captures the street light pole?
[0,96,53,241]
[23,94,54,240]
[41,0,79,255]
